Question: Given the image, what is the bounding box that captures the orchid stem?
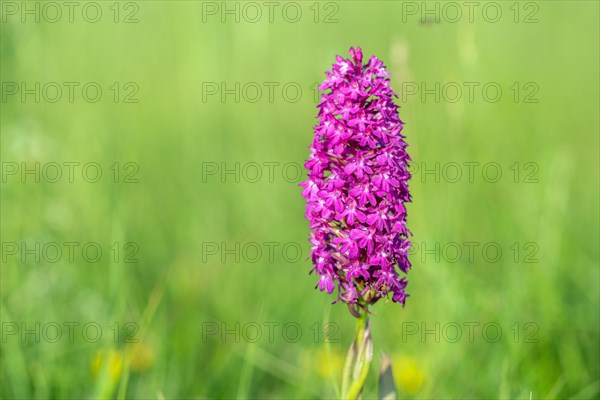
[341,306,372,399]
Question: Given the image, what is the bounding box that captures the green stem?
[341,307,372,399]
[355,308,368,345]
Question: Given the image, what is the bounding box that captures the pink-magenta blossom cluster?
[301,47,412,307]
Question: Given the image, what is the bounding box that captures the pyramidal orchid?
[301,46,412,311]
[300,46,411,399]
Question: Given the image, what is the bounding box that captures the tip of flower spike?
[349,46,363,66]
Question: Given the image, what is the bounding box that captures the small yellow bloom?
[315,346,344,379]
[91,348,123,383]
[129,342,154,372]
[393,355,425,394]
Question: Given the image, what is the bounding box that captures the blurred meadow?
[1,1,599,399]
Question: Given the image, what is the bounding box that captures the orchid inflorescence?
[301,47,412,314]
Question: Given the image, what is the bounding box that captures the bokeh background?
[1,1,599,399]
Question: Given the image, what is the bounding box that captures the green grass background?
[1,1,599,398]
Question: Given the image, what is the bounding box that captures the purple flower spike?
[300,47,412,309]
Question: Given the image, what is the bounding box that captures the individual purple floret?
[300,47,412,310]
